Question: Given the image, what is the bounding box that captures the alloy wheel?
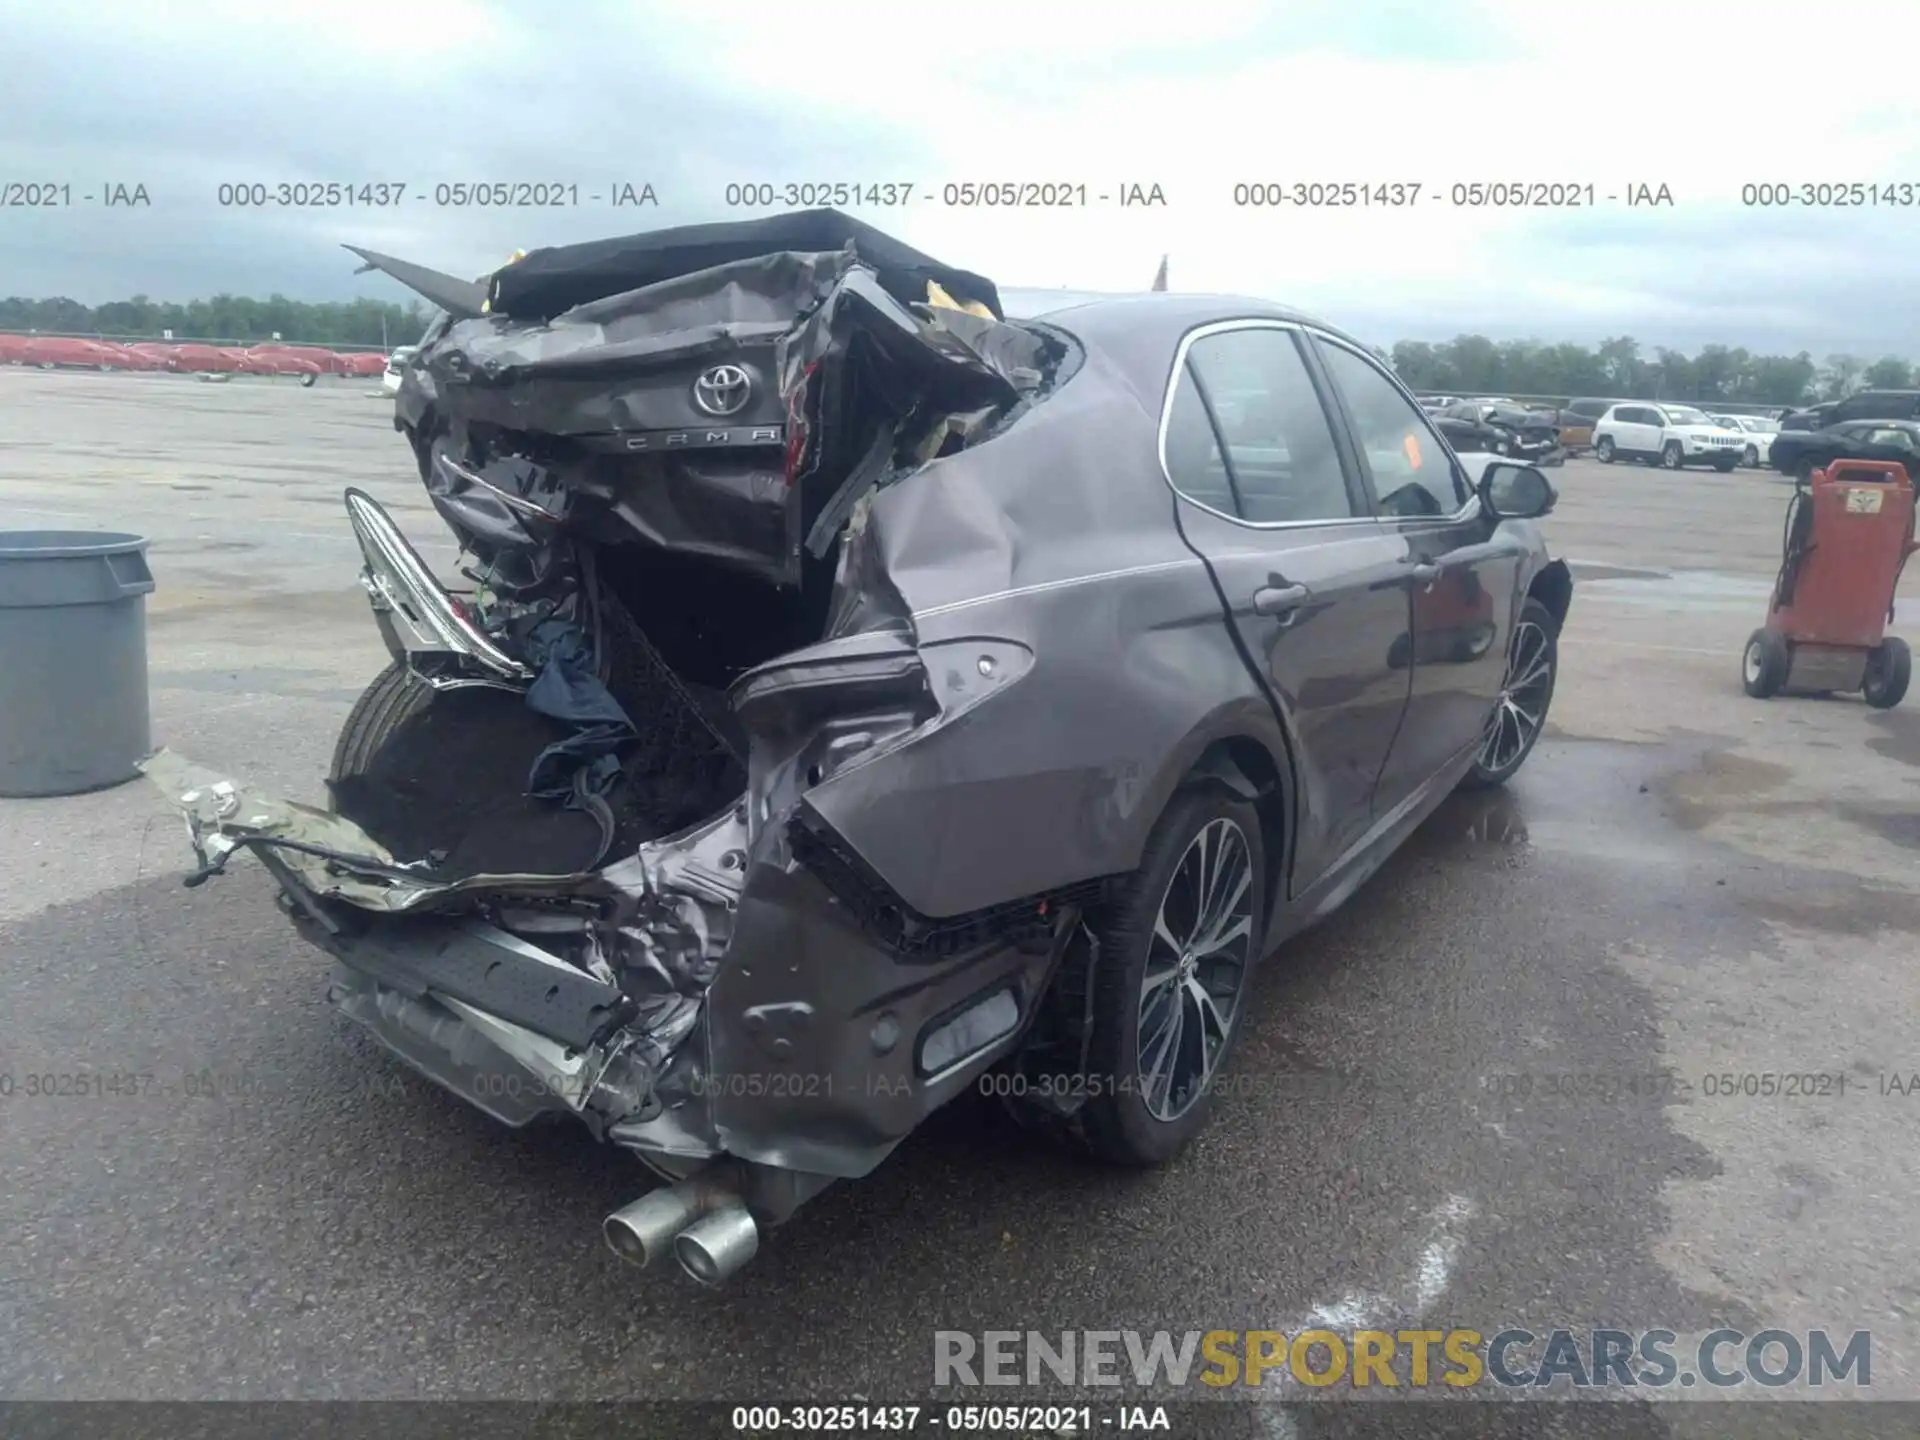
[1136,817,1255,1122]
[1478,618,1552,773]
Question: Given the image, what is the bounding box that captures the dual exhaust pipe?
[603,1165,759,1286]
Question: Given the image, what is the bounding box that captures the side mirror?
[1479,461,1556,520]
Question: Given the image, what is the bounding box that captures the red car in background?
[334,351,387,377]
[98,343,166,371]
[17,337,124,368]
[164,344,247,374]
[0,333,32,363]
[247,343,344,374]
[240,350,323,385]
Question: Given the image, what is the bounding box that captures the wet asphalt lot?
[3,370,1920,1435]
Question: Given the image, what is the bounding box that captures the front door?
[1159,321,1413,892]
[1309,336,1528,808]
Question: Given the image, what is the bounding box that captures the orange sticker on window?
[1403,433,1424,468]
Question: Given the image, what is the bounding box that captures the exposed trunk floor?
[328,686,742,880]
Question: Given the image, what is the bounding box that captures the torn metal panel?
[142,749,605,912]
[343,245,488,319]
[392,245,1060,600]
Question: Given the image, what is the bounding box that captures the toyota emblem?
[692,364,752,418]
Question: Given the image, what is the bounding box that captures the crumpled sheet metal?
[138,749,611,913]
[776,266,1044,422]
[416,260,828,438]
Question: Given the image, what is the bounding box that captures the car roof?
[1033,293,1376,399]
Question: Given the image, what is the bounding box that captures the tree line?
[1387,334,1913,407]
[4,291,1911,404]
[0,294,433,349]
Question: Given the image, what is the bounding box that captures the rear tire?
[1079,786,1267,1168]
[329,660,434,794]
[1742,628,1791,698]
[1595,436,1616,463]
[1864,637,1912,709]
[1744,445,1759,467]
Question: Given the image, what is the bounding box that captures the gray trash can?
[0,531,155,797]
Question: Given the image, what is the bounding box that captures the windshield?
[1662,406,1712,425]
[1739,417,1779,433]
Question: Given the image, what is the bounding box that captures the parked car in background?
[0,333,30,363]
[240,351,323,385]
[16,337,125,369]
[1433,400,1564,464]
[1552,399,1613,452]
[1769,418,1920,481]
[1824,390,1920,425]
[382,345,419,393]
[165,344,248,374]
[149,211,1575,1284]
[247,343,344,374]
[1780,401,1840,433]
[1709,414,1779,468]
[335,351,388,378]
[98,342,167,371]
[1591,403,1745,471]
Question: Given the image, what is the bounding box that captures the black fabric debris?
[518,610,635,800]
[486,208,1002,322]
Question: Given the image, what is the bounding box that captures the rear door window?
[1162,326,1359,524]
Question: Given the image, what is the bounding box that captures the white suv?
[1711,413,1779,468]
[1592,403,1746,471]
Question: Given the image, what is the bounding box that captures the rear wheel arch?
[1526,558,1573,632]
[1166,731,1293,940]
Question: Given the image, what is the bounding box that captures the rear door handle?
[1252,583,1310,616]
[1404,561,1441,585]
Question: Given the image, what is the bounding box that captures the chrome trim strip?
[344,489,530,681]
[434,453,562,522]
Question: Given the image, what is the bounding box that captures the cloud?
[5,0,1920,356]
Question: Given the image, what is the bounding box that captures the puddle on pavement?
[1577,567,1775,614]
[1407,737,1708,870]
[1867,712,1920,768]
[1568,561,1670,582]
[1750,883,1920,937]
[147,538,261,555]
[1835,802,1920,851]
[1657,750,1793,830]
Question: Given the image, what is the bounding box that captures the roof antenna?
[1151,255,1168,292]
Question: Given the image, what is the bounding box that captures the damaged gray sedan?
[150,210,1572,1286]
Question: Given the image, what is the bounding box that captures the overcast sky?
[4,0,1919,356]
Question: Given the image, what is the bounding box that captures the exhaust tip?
[673,1204,760,1287]
[603,1213,660,1268]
